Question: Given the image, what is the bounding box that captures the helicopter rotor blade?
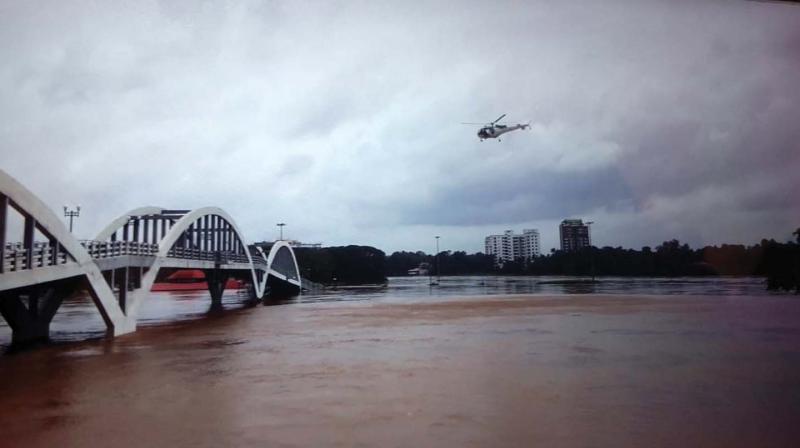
[461,122,486,125]
[492,114,507,124]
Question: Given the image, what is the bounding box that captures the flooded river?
[0,275,774,346]
[1,276,799,447]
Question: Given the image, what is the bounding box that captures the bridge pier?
[204,269,229,307]
[266,275,301,299]
[0,285,64,345]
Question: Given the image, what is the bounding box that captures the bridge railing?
[3,240,258,273]
[167,246,251,264]
[2,242,69,272]
[80,240,159,259]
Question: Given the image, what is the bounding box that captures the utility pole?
[586,221,595,281]
[276,222,286,241]
[435,235,441,284]
[63,205,80,233]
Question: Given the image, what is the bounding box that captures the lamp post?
[276,223,286,241]
[585,221,595,281]
[63,206,80,233]
[435,236,441,284]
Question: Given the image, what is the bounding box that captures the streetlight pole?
[435,236,440,284]
[276,222,286,241]
[63,206,80,233]
[585,221,595,282]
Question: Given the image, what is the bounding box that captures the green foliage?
[436,251,495,275]
[757,239,800,293]
[295,245,387,285]
[294,229,800,293]
[386,251,430,276]
[524,243,716,276]
[386,250,495,276]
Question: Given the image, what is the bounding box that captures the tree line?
[293,245,387,285]
[294,230,800,293]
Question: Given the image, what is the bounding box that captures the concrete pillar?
[203,216,210,252]
[0,287,64,345]
[212,216,218,252]
[0,193,6,274]
[208,216,213,251]
[204,269,228,307]
[186,223,193,248]
[118,267,128,312]
[132,218,140,243]
[143,218,150,244]
[23,215,34,269]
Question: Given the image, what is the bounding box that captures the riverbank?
[1,293,799,447]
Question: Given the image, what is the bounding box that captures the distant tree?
[386,251,429,276]
[295,245,387,285]
[757,235,800,294]
[303,229,800,292]
[387,250,495,276]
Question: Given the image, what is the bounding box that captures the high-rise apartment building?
[485,229,541,263]
[520,229,541,259]
[559,219,591,252]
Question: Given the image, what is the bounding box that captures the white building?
[520,229,541,259]
[485,229,541,263]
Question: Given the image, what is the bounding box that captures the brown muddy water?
[1,289,799,447]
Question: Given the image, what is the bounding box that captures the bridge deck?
[1,240,295,292]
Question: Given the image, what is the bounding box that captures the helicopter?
[462,114,530,141]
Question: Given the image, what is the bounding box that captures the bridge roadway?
[0,169,302,344]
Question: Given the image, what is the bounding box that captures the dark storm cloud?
[398,166,634,226]
[606,33,800,226]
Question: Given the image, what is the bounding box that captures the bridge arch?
[266,241,301,280]
[1,168,303,343]
[264,241,302,297]
[0,170,132,339]
[252,245,270,296]
[120,207,262,315]
[95,206,165,242]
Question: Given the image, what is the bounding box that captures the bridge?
[0,169,301,344]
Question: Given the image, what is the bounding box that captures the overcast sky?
[1,0,799,254]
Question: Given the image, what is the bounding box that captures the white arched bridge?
[0,169,302,344]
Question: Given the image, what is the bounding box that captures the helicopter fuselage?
[477,123,529,140]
